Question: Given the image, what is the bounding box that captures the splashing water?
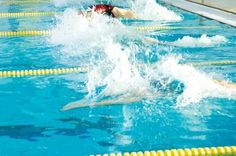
[50,7,235,109]
[155,56,236,106]
[172,34,228,47]
[52,0,96,7]
[87,41,150,98]
[131,0,182,21]
[52,0,132,8]
[49,8,140,56]
[49,8,149,99]
[52,0,181,21]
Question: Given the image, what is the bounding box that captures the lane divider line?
[0,30,51,37]
[0,67,89,78]
[0,60,235,78]
[134,25,219,31]
[0,12,57,18]
[0,26,219,37]
[190,60,236,66]
[0,0,51,5]
[94,146,236,156]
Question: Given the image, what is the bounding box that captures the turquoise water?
[0,1,236,156]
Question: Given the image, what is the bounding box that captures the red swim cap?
[90,4,115,17]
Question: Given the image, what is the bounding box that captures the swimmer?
[61,79,236,111]
[79,4,137,19]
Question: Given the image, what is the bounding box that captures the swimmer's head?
[89,5,110,15]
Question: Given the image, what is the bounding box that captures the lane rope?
[0,0,50,5]
[0,60,235,78]
[0,12,57,18]
[0,30,51,37]
[189,60,236,66]
[0,25,219,37]
[94,146,236,156]
[135,25,219,31]
[0,67,89,78]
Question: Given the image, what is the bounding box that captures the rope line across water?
[94,146,236,156]
[0,30,51,37]
[0,61,236,78]
[0,0,51,5]
[0,12,57,18]
[190,60,236,66]
[0,67,89,78]
[134,25,219,31]
[0,26,219,37]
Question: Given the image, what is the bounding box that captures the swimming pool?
[0,0,235,155]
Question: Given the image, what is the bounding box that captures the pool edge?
[162,0,236,27]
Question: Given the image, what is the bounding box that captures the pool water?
[0,0,235,155]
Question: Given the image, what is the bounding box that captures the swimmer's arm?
[61,93,160,111]
[144,37,174,46]
[61,96,142,111]
[112,7,137,19]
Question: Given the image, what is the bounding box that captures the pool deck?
[187,0,236,14]
[162,0,236,27]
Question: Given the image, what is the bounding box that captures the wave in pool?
[53,0,132,7]
[53,0,96,7]
[49,9,140,56]
[155,56,236,106]
[131,0,182,21]
[53,0,181,21]
[50,9,235,108]
[171,34,228,47]
[86,50,236,106]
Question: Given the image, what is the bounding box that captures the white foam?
[52,0,181,21]
[53,0,95,7]
[50,9,148,98]
[50,9,235,108]
[52,0,131,7]
[172,34,228,47]
[86,51,236,106]
[50,9,112,53]
[49,8,138,55]
[155,56,236,106]
[87,41,150,97]
[131,0,182,21]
